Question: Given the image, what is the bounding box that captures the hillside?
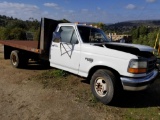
[106,20,160,33]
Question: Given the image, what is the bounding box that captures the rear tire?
[10,50,20,68]
[90,69,118,104]
[10,50,28,68]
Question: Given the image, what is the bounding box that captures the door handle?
[52,44,58,47]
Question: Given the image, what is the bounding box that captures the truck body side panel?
[0,40,41,54]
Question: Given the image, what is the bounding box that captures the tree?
[139,26,148,36]
[131,27,139,39]
[1,27,11,40]
[0,27,6,39]
[10,28,26,40]
[33,27,40,41]
[92,22,107,31]
[6,20,27,30]
[59,19,70,23]
[132,27,158,47]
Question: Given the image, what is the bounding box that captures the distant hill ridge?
[107,20,160,27]
[106,20,160,33]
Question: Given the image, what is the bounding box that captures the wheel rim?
[94,77,107,97]
[12,54,17,66]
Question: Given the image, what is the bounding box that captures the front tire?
[90,69,118,104]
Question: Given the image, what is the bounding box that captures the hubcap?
[12,54,17,65]
[95,77,107,97]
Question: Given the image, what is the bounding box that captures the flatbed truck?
[0,18,158,104]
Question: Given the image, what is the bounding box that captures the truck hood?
[91,42,155,58]
[105,42,155,52]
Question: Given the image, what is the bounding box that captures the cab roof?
[58,23,97,28]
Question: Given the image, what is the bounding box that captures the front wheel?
[90,69,118,104]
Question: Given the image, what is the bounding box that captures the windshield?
[77,26,110,43]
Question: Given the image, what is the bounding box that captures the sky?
[0,0,160,23]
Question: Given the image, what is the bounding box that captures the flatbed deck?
[0,40,42,54]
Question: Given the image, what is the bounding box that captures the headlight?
[128,60,147,74]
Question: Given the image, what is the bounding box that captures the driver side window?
[59,26,79,44]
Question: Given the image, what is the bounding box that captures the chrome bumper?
[120,70,159,91]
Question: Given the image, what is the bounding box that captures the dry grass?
[33,69,160,119]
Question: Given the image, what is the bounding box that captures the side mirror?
[52,32,61,42]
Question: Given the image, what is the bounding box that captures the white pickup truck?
[0,18,158,104]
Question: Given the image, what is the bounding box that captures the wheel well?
[87,66,120,81]
[87,66,123,90]
[4,46,39,60]
[4,45,12,59]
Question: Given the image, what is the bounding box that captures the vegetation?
[92,22,107,31]
[0,15,71,40]
[131,26,159,47]
[35,69,68,89]
[0,15,40,40]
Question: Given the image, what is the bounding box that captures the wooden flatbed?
[0,40,42,54]
[0,18,60,66]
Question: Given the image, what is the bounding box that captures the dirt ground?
[0,45,109,120]
[0,44,160,120]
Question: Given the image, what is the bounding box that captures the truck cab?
[50,23,158,104]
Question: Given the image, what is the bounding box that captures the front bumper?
[120,70,159,91]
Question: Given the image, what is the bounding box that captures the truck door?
[50,26,81,74]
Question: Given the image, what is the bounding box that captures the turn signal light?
[128,68,147,74]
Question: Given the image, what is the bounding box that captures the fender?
[78,55,129,77]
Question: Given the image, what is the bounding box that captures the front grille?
[147,57,157,73]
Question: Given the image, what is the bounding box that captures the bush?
[10,28,26,40]
[0,27,11,40]
[131,26,158,47]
